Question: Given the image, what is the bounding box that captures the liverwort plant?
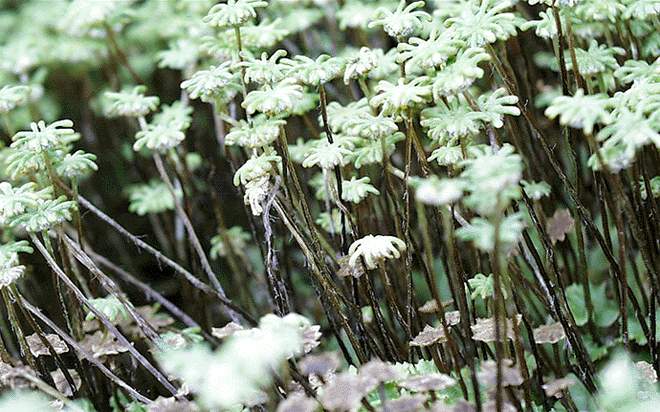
[0,0,657,410]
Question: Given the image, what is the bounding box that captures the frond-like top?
[238,49,288,85]
[352,132,405,168]
[476,87,521,128]
[342,176,380,204]
[368,0,432,39]
[596,108,660,168]
[574,0,626,23]
[413,175,464,206]
[460,144,523,215]
[344,113,399,140]
[446,0,523,47]
[302,139,354,170]
[545,89,613,135]
[371,77,432,117]
[181,62,236,103]
[0,183,52,224]
[343,47,380,84]
[0,85,30,113]
[242,79,303,116]
[326,98,372,134]
[86,296,131,324]
[105,86,160,118]
[11,119,76,152]
[226,115,286,148]
[54,150,98,180]
[337,0,391,30]
[522,180,552,200]
[396,26,463,72]
[158,39,201,71]
[348,234,406,269]
[456,213,525,252]
[203,0,268,29]
[133,123,186,153]
[59,0,131,36]
[432,47,490,98]
[9,195,76,233]
[614,58,660,84]
[421,96,486,145]
[569,40,626,76]
[210,226,251,259]
[153,102,194,132]
[233,151,282,186]
[282,54,345,86]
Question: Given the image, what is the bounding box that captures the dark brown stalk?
[62,235,163,345]
[19,296,152,404]
[490,210,505,412]
[102,23,144,85]
[73,193,256,324]
[319,83,349,253]
[9,285,79,397]
[153,153,241,322]
[30,234,181,397]
[518,196,597,392]
[272,199,368,362]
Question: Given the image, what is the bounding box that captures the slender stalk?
[19,296,152,404]
[152,153,241,323]
[103,23,144,84]
[489,208,505,412]
[30,234,181,397]
[319,83,349,253]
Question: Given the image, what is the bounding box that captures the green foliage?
[86,296,131,324]
[566,282,619,327]
[126,181,177,216]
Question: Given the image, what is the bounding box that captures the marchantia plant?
[0,0,658,411]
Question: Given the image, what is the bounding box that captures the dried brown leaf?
[478,359,523,388]
[542,376,575,398]
[430,400,476,412]
[0,362,33,389]
[79,331,129,359]
[532,322,566,344]
[359,359,400,390]
[547,209,575,244]
[299,352,340,377]
[399,373,456,392]
[337,256,365,279]
[379,394,426,412]
[211,321,244,339]
[276,393,317,412]
[302,324,322,354]
[320,372,366,411]
[471,316,521,343]
[26,333,69,358]
[635,361,657,384]
[147,396,200,412]
[51,369,81,397]
[410,325,447,347]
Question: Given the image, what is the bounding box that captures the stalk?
[102,23,144,84]
[152,153,240,322]
[19,295,152,404]
[273,199,368,363]
[489,208,505,412]
[319,83,349,253]
[71,193,254,322]
[30,234,182,397]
